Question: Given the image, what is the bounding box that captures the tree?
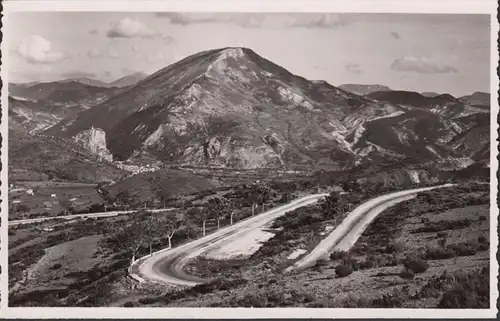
[156,212,185,249]
[321,191,342,220]
[187,206,210,237]
[59,198,74,215]
[16,204,30,219]
[248,183,277,216]
[205,196,233,230]
[106,220,147,264]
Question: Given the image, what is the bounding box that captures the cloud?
[391,56,458,74]
[155,12,347,29]
[155,12,263,28]
[88,44,118,59]
[60,71,98,79]
[285,13,348,29]
[390,31,401,40]
[16,35,68,64]
[107,17,159,38]
[147,52,166,62]
[345,63,363,74]
[89,28,99,35]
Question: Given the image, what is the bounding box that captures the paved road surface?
[9,208,176,226]
[286,184,455,272]
[133,193,328,286]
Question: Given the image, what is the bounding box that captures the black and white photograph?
[2,0,498,317]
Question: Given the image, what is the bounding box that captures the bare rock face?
[74,127,113,162]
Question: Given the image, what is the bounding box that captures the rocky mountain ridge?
[40,47,490,170]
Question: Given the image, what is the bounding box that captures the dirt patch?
[24,235,105,291]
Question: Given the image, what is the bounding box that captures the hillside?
[108,72,149,88]
[338,84,392,96]
[9,81,124,133]
[44,47,490,170]
[9,133,126,183]
[8,95,86,135]
[459,91,490,106]
[421,92,440,98]
[60,72,148,88]
[366,90,489,119]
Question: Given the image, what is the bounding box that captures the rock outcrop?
[74,127,113,162]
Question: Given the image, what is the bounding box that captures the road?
[285,183,455,272]
[8,208,177,226]
[132,193,328,286]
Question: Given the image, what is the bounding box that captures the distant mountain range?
[338,84,393,96]
[58,71,149,88]
[459,91,490,106]
[34,47,489,170]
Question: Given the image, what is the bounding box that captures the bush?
[335,265,353,278]
[478,215,487,221]
[437,232,448,238]
[404,258,429,273]
[314,259,330,270]
[330,251,347,261]
[399,270,415,279]
[384,241,405,254]
[238,293,268,307]
[123,301,134,307]
[50,263,62,270]
[477,235,487,244]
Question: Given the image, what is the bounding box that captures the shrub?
[404,258,429,273]
[123,301,134,307]
[314,258,330,270]
[384,241,405,254]
[448,242,478,257]
[478,215,487,221]
[399,270,415,279]
[138,297,159,305]
[437,232,448,238]
[50,263,62,270]
[423,246,455,260]
[238,293,268,307]
[438,268,489,309]
[438,238,448,248]
[335,265,353,278]
[330,251,347,261]
[268,279,277,285]
[477,235,487,244]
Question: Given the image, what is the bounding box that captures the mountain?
[459,91,490,106]
[338,84,393,96]
[421,92,440,98]
[107,72,149,88]
[366,90,489,119]
[8,96,70,135]
[9,81,122,107]
[45,47,490,170]
[59,77,111,88]
[9,81,124,133]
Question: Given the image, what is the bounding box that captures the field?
[9,181,102,219]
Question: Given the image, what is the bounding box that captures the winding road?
[131,193,328,286]
[132,184,456,286]
[286,183,455,272]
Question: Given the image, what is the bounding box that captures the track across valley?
[8,208,177,226]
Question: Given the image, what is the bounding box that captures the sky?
[7,12,491,96]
